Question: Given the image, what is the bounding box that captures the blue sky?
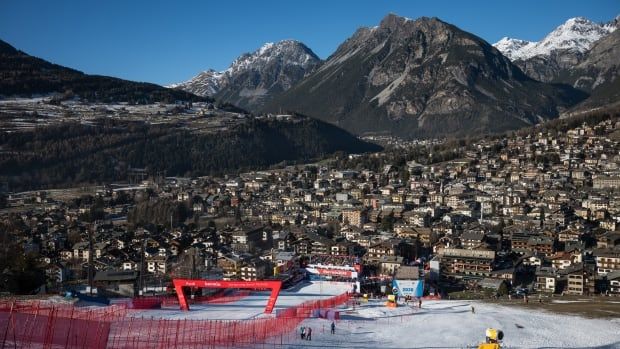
[0,0,618,85]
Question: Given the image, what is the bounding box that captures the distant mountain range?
[264,15,586,138]
[173,14,618,138]
[2,12,619,139]
[493,17,617,62]
[169,40,321,111]
[493,16,620,110]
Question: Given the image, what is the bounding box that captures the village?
[1,116,620,303]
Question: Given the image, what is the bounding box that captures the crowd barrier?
[0,291,351,348]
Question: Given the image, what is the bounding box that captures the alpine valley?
[1,12,619,190]
[0,40,379,190]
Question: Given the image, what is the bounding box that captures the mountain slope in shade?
[0,39,205,103]
[265,14,586,139]
[171,40,321,110]
[568,29,620,109]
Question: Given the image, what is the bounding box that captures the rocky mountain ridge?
[263,14,586,138]
[170,40,321,110]
[493,16,617,61]
[493,16,618,85]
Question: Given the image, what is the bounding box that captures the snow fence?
[0,291,351,348]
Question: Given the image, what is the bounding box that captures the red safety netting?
[0,299,128,321]
[275,292,352,318]
[0,304,114,349]
[0,291,351,348]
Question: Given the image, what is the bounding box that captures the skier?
[418,299,422,308]
[331,321,336,334]
[306,327,312,341]
[300,326,305,340]
[471,305,475,314]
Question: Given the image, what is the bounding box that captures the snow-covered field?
[298,299,620,349]
[126,281,620,348]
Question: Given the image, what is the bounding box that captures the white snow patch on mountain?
[493,37,532,60]
[494,16,617,61]
[167,69,224,96]
[169,40,319,97]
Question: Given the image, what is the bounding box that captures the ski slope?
[298,299,620,349]
[126,281,620,348]
[130,281,352,320]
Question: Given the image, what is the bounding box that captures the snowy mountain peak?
[493,37,532,59]
[226,39,319,75]
[169,40,321,110]
[258,42,275,55]
[605,15,620,30]
[167,69,224,96]
[493,16,617,61]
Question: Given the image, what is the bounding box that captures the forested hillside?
[0,117,381,190]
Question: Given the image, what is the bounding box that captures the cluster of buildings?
[2,118,620,298]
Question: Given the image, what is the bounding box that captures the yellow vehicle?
[386,294,397,307]
[477,328,503,349]
[477,344,500,349]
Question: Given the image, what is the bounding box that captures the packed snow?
[299,299,620,349]
[129,281,352,320]
[125,281,620,348]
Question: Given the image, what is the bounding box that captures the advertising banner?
[392,279,424,297]
[305,264,358,279]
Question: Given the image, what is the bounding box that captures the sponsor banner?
[317,268,354,278]
[305,267,357,278]
[307,264,357,272]
[393,279,424,297]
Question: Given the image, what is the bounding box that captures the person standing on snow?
[300,326,305,340]
[331,321,336,334]
[306,327,312,341]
